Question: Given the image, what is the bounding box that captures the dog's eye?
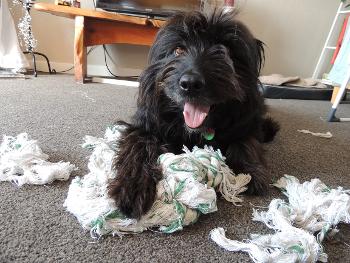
[174,47,186,56]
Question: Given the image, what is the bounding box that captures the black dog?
[108,10,279,219]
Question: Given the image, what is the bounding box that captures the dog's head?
[142,10,264,131]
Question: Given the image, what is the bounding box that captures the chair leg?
[328,68,350,122]
[23,51,37,77]
[23,51,56,76]
[328,108,339,122]
[33,52,56,74]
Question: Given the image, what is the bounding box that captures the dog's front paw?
[245,165,269,195]
[108,168,161,219]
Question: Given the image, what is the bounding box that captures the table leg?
[74,16,87,83]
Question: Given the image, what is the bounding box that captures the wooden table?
[33,3,165,83]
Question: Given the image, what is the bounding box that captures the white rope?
[297,129,333,138]
[210,175,350,262]
[0,133,76,186]
[210,226,325,263]
[64,125,251,237]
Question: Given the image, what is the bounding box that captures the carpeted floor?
[0,75,349,263]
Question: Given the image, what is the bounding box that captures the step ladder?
[312,1,350,122]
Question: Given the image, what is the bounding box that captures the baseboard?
[91,77,139,87]
[33,60,143,77]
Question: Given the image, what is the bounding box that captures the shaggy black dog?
[108,10,279,219]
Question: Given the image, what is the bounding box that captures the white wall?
[11,0,340,78]
[237,0,339,78]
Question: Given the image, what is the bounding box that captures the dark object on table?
[72,0,80,8]
[96,0,200,18]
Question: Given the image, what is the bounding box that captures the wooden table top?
[33,2,166,28]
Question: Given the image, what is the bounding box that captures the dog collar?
[202,128,215,141]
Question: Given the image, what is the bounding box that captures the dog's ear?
[227,24,265,80]
[133,64,162,131]
[255,39,265,76]
[230,21,265,79]
[208,10,264,79]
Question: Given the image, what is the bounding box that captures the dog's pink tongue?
[183,102,210,128]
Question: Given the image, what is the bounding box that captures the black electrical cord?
[57,66,74,73]
[102,45,139,79]
[93,0,138,79]
[46,46,97,73]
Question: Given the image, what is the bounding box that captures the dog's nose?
[179,73,204,92]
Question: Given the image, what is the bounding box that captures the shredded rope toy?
[210,175,350,263]
[64,125,251,237]
[0,133,76,186]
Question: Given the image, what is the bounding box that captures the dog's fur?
[108,10,279,219]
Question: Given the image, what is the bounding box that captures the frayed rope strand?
[210,175,350,263]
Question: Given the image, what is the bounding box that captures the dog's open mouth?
[183,102,210,129]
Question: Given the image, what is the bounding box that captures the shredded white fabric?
[297,129,333,138]
[64,125,251,237]
[0,133,76,186]
[210,175,350,263]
